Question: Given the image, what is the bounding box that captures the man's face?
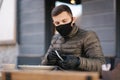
[52,11,72,27]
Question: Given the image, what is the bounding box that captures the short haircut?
[51,5,73,17]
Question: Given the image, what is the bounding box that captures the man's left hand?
[58,55,80,70]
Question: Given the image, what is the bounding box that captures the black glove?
[47,50,60,65]
[58,55,80,70]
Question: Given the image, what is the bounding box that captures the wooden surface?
[0,73,1,80]
[1,70,99,80]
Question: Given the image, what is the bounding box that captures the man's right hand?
[47,50,59,65]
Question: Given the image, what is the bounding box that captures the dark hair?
[51,5,73,17]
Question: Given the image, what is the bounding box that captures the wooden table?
[1,70,99,80]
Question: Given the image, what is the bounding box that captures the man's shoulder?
[52,33,61,39]
[78,28,97,38]
[79,28,96,34]
[51,34,61,44]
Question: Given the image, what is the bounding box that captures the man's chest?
[52,37,84,56]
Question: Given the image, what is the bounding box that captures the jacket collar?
[68,24,79,38]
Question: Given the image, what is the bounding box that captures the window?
[0,0,16,45]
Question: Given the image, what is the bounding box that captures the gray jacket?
[41,25,105,72]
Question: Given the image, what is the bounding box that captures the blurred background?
[0,0,120,71]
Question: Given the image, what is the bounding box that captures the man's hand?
[58,55,80,70]
[47,50,60,65]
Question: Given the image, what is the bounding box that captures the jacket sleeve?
[41,45,53,65]
[79,31,106,72]
[41,35,58,65]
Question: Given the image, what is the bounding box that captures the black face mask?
[56,22,73,37]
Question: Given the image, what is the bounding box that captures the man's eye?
[62,20,67,23]
[55,22,60,25]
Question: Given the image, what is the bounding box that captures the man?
[41,5,105,72]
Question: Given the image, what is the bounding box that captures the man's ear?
[71,17,77,26]
[73,17,77,22]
